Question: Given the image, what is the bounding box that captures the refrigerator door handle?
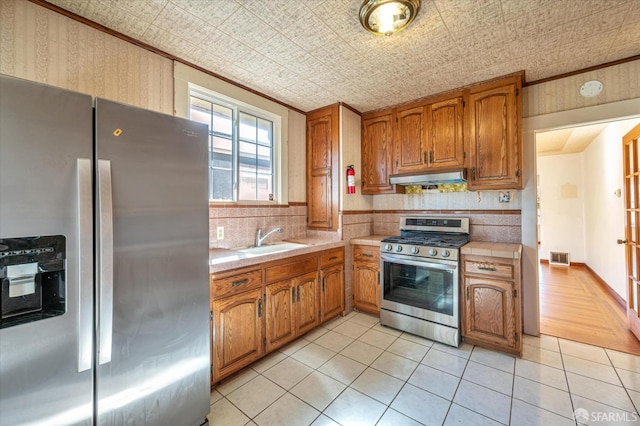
[77,159,94,372]
[97,159,114,365]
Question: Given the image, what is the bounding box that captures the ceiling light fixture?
[359,0,421,36]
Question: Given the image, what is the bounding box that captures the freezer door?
[94,99,210,425]
[0,75,94,425]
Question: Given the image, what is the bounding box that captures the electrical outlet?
[499,191,511,203]
[216,226,224,240]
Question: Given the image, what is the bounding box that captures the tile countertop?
[210,237,345,273]
[349,235,391,246]
[461,241,522,259]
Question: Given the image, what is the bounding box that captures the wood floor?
[539,262,640,355]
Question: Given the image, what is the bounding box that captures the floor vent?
[549,251,570,266]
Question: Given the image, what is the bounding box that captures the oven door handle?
[380,254,457,270]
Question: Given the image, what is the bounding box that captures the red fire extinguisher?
[347,165,356,194]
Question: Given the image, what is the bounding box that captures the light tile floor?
[208,312,640,426]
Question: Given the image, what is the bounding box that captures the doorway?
[522,99,640,344]
[533,117,640,353]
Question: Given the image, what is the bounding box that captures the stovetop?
[381,234,469,249]
[380,217,470,260]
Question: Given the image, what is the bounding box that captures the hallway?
[539,262,640,355]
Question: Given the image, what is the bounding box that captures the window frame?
[189,86,281,205]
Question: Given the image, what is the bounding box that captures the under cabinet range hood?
[389,169,467,186]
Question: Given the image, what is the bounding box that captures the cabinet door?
[463,276,517,350]
[212,288,264,382]
[467,80,521,189]
[265,280,296,352]
[352,262,380,315]
[307,106,339,229]
[320,264,344,321]
[362,112,395,194]
[427,96,465,168]
[294,271,320,336]
[394,106,425,174]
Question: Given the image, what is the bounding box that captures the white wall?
[537,153,586,263]
[584,120,639,300]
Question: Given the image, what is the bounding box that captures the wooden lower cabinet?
[265,271,319,353]
[320,264,344,322]
[352,245,380,315]
[265,279,295,353]
[461,254,522,356]
[295,271,320,335]
[211,287,264,383]
[211,247,344,385]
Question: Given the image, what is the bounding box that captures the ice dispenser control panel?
[0,235,66,329]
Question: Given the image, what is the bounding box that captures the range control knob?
[428,248,438,256]
[384,244,393,252]
[410,246,420,254]
[441,249,451,258]
[394,245,403,252]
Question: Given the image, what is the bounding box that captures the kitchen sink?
[236,242,308,256]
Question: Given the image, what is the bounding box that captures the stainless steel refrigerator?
[0,74,211,425]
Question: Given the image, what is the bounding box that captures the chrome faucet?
[255,227,282,247]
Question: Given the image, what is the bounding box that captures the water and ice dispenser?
[0,235,66,328]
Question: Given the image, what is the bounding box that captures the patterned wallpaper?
[0,0,173,114]
[523,60,640,118]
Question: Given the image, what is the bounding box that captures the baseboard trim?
[585,264,627,310]
[539,259,585,267]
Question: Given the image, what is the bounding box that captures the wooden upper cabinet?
[467,76,522,190]
[306,105,339,229]
[394,106,425,174]
[426,95,465,168]
[362,110,396,194]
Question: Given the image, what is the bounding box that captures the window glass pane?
[212,104,233,136]
[190,92,276,202]
[190,96,212,127]
[256,172,273,200]
[257,145,272,173]
[239,141,257,170]
[238,171,256,200]
[211,168,232,201]
[257,118,273,146]
[239,113,257,143]
[629,143,635,174]
[212,136,232,168]
[633,246,638,280]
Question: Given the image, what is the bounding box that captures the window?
[189,92,275,202]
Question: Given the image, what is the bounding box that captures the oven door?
[380,253,459,328]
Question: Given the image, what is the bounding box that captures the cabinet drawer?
[266,257,317,284]
[353,245,379,263]
[320,248,344,268]
[211,269,262,299]
[464,259,514,280]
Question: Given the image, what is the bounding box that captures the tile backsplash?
[210,205,307,249]
[373,211,522,244]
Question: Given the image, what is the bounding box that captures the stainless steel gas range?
[379,216,469,347]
